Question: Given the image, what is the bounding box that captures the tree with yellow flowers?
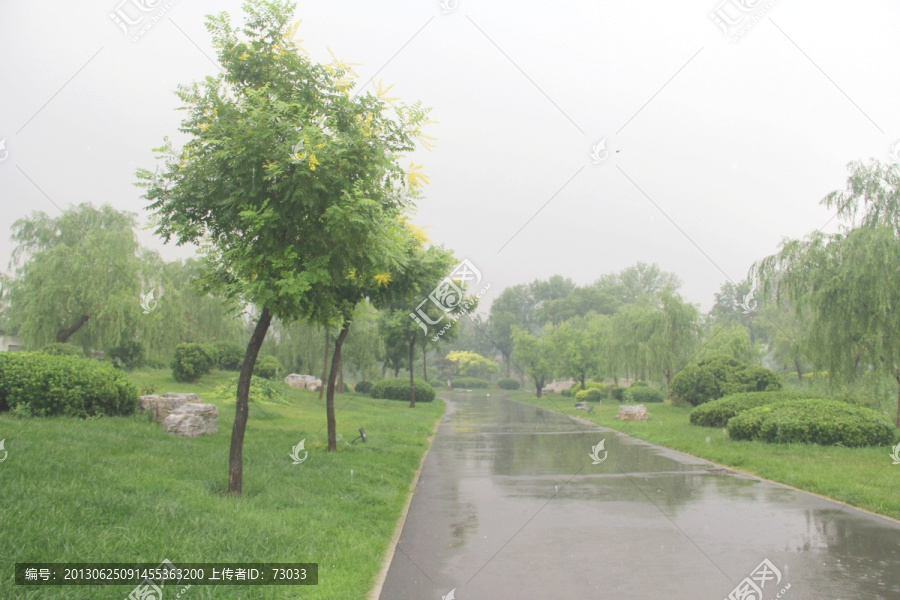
[138,1,435,494]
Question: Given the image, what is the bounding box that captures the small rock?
[163,402,218,437]
[140,393,197,423]
[574,401,589,410]
[618,404,648,421]
[284,374,322,391]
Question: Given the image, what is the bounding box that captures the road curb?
[367,396,447,600]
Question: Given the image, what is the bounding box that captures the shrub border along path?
[508,391,900,522]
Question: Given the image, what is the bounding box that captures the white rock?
[163,402,218,437]
[618,404,648,421]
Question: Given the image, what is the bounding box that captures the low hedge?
[497,378,521,390]
[353,380,373,394]
[624,386,665,403]
[451,377,488,389]
[171,343,216,383]
[0,351,138,417]
[562,381,606,397]
[608,385,625,401]
[213,341,244,371]
[727,399,895,447]
[575,388,605,402]
[253,355,284,380]
[40,343,83,357]
[689,391,818,428]
[370,378,436,403]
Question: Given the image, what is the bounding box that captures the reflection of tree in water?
[448,502,479,549]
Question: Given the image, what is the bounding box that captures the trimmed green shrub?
[670,355,782,406]
[563,381,606,397]
[353,380,373,394]
[370,378,436,403]
[727,399,894,447]
[0,351,137,417]
[108,340,145,370]
[609,385,625,401]
[689,391,818,428]
[213,341,244,371]
[630,380,649,388]
[40,343,83,357]
[498,378,521,390]
[171,343,216,383]
[575,388,605,402]
[624,386,665,403]
[451,377,488,389]
[253,355,284,380]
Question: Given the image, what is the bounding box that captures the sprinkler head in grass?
[351,428,367,444]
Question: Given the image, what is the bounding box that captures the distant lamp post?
[351,428,367,444]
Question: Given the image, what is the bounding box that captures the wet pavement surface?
[378,394,900,600]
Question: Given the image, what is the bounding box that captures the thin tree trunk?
[382,363,386,378]
[895,374,900,429]
[409,336,417,408]
[580,375,586,390]
[319,330,330,401]
[536,381,543,398]
[505,356,510,377]
[795,360,803,383]
[57,314,90,342]
[327,322,351,451]
[337,353,344,394]
[393,366,399,377]
[422,338,428,381]
[228,307,272,497]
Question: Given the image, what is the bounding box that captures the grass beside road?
[0,369,443,600]
[509,390,900,521]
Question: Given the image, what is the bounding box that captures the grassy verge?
[0,369,443,599]
[509,391,900,521]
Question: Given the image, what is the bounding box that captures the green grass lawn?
[0,369,443,599]
[509,390,900,521]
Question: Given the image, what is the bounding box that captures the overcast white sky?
[1,0,898,312]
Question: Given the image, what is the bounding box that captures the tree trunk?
[337,353,344,394]
[795,360,803,383]
[228,307,272,497]
[393,366,399,377]
[327,322,351,451]
[57,314,90,343]
[580,375,586,390]
[319,330,330,401]
[505,356,510,377]
[536,381,543,398]
[422,338,428,381]
[408,336,417,408]
[382,363,387,379]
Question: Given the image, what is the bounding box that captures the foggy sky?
[1,0,898,312]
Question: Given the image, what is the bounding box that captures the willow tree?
[511,325,555,397]
[138,0,434,495]
[5,203,140,352]
[755,160,900,426]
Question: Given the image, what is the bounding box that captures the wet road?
[378,394,900,600]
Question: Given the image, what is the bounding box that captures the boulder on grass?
[139,393,200,423]
[618,404,648,421]
[284,374,322,391]
[544,380,575,394]
[574,401,589,410]
[163,402,218,437]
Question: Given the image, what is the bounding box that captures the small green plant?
[497,378,521,390]
[253,355,285,380]
[171,343,216,383]
[139,382,159,396]
[353,380,373,394]
[624,386,665,403]
[574,388,605,402]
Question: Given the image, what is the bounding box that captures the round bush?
[575,388,605,402]
[497,378,521,390]
[40,342,83,357]
[689,391,818,428]
[253,355,284,380]
[451,377,488,389]
[608,385,625,401]
[370,378,436,403]
[563,381,606,397]
[624,386,665,403]
[108,340,145,371]
[171,343,216,383]
[0,351,137,417]
[727,399,894,447]
[670,355,782,406]
[214,341,244,371]
[353,380,373,394]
